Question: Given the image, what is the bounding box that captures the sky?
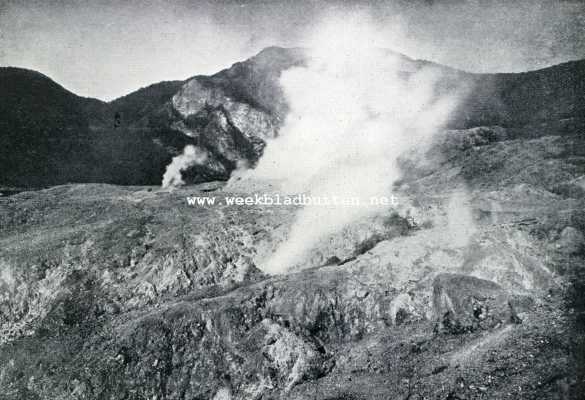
[1,0,584,101]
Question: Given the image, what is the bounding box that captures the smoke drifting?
[247,13,464,274]
[161,145,207,189]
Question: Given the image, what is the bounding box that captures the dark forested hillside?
[0,68,184,187]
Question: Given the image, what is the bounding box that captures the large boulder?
[432,273,525,334]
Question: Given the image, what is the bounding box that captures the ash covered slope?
[2,48,585,188]
[1,132,585,398]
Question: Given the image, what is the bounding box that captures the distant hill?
[1,48,584,188]
[0,67,95,187]
[457,59,585,135]
[0,68,185,187]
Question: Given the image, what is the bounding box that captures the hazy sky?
[1,0,584,100]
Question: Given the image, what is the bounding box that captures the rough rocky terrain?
[1,48,585,399]
[1,123,585,398]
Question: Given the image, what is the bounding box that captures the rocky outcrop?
[432,273,522,334]
[556,226,585,255]
[166,47,306,180]
[172,79,278,143]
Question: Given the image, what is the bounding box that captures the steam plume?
[161,145,207,189]
[245,13,464,273]
[446,189,477,248]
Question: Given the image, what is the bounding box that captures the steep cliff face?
[166,47,307,181]
[172,79,278,146]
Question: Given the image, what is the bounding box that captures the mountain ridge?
[1,47,585,188]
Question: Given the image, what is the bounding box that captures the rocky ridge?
[2,48,585,188]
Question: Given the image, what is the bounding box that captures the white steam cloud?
[162,145,208,189]
[244,13,464,274]
[446,189,477,248]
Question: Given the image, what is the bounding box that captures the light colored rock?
[557,226,584,254]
